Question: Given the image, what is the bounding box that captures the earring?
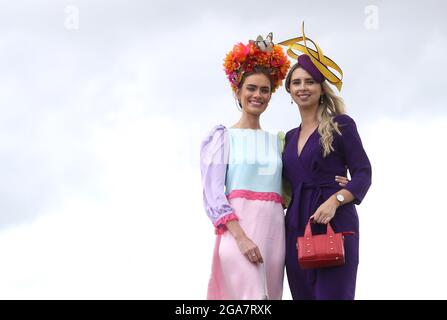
[233,96,242,111]
[320,95,324,105]
[291,99,294,105]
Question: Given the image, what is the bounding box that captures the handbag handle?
[304,217,336,238]
[304,217,355,237]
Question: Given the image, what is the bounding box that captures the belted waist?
[294,179,338,192]
[288,179,341,231]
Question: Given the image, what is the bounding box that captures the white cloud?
[356,116,447,299]
[0,115,211,299]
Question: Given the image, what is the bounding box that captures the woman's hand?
[310,196,339,224]
[335,175,350,187]
[235,236,263,264]
[310,174,349,224]
[225,220,263,264]
[311,177,354,224]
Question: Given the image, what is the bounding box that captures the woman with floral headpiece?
[279,23,372,300]
[199,34,290,300]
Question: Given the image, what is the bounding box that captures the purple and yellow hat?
[278,22,343,91]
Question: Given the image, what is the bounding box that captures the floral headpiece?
[223,33,291,93]
[278,22,343,91]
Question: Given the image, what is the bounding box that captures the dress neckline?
[229,127,264,131]
[296,125,318,158]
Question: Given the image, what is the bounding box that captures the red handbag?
[297,218,354,269]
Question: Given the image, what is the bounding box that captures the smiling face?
[288,67,322,110]
[236,73,272,116]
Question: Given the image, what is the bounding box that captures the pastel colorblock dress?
[200,125,286,300]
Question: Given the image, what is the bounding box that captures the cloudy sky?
[0,0,446,299]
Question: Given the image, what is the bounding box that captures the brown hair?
[238,66,274,91]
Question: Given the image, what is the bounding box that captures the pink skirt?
[207,197,285,300]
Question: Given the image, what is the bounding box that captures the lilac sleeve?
[336,115,372,205]
[200,125,238,234]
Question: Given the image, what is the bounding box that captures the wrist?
[234,232,248,242]
[226,220,247,240]
[330,196,339,208]
[333,193,344,207]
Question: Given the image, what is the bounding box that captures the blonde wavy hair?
[285,63,347,157]
[317,82,346,157]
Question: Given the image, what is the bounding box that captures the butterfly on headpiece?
[250,32,274,52]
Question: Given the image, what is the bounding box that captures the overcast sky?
[0,0,446,299]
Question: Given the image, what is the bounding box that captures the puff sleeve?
[200,125,239,234]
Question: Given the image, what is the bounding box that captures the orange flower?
[223,40,290,93]
[232,43,249,62]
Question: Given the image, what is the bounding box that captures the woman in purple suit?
[279,25,372,299]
